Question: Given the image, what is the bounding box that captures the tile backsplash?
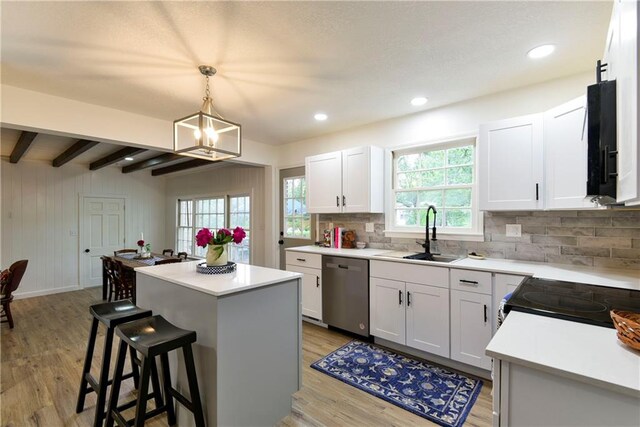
[318,210,640,270]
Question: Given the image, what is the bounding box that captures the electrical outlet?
[365,223,375,233]
[505,224,522,237]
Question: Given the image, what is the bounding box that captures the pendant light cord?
[203,75,225,120]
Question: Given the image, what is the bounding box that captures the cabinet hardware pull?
[535,183,539,201]
[398,290,403,305]
[484,304,488,323]
[336,196,340,207]
[316,276,320,287]
[459,279,479,285]
[342,195,346,206]
[407,291,411,307]
[338,264,348,269]
[296,258,306,262]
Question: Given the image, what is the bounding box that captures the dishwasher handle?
[325,262,362,272]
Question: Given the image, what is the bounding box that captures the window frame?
[282,175,312,240]
[384,135,484,241]
[174,191,253,263]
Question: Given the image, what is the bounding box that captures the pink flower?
[232,226,246,244]
[137,240,145,247]
[195,228,213,247]
[218,228,231,237]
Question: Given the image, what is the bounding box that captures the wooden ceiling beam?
[89,147,147,171]
[52,139,100,167]
[151,159,217,176]
[9,131,38,163]
[122,153,183,174]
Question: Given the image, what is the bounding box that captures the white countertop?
[136,261,302,297]
[287,246,640,290]
[486,311,640,397]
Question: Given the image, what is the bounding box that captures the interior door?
[80,196,125,288]
[278,167,316,270]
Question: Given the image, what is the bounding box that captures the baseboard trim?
[13,285,81,300]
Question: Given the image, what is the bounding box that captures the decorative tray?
[196,262,237,275]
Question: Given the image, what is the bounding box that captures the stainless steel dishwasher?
[322,255,369,337]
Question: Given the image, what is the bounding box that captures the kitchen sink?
[402,253,460,263]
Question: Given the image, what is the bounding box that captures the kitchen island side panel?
[136,273,301,427]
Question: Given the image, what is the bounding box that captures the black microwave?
[586,61,617,203]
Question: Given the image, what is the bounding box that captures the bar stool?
[106,315,205,427]
[76,299,162,427]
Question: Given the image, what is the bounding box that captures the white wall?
[164,164,268,267]
[277,72,594,166]
[0,159,166,297]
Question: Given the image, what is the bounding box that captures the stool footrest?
[84,371,135,395]
[111,405,168,427]
[169,386,194,412]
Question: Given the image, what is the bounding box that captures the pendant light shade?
[173,65,241,161]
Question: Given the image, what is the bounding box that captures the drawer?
[370,260,449,289]
[450,269,492,295]
[285,251,322,269]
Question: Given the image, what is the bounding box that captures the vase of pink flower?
[196,227,246,266]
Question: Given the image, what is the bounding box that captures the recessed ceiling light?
[527,44,555,59]
[314,113,328,121]
[124,157,134,161]
[411,97,428,106]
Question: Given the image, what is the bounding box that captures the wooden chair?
[155,258,181,266]
[111,260,136,303]
[102,256,116,302]
[162,249,174,257]
[177,252,188,260]
[114,249,138,257]
[1,260,29,329]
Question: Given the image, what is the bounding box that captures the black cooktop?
[504,277,640,328]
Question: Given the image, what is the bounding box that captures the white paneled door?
[80,197,125,287]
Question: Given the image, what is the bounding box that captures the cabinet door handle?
[316,276,320,287]
[535,183,539,201]
[459,279,479,285]
[296,258,306,262]
[398,290,403,305]
[336,196,340,207]
[407,291,411,307]
[484,304,488,323]
[342,195,346,206]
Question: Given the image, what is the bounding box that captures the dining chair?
[102,256,115,302]
[114,249,138,256]
[155,258,181,266]
[177,252,188,260]
[1,260,29,329]
[162,249,175,257]
[112,260,136,302]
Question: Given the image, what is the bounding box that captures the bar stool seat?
[106,315,205,427]
[77,300,161,427]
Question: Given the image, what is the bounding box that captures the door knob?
[278,231,284,245]
[84,249,90,253]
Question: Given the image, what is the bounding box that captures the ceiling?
[1,1,612,145]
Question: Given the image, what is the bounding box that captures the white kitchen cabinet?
[406,282,450,358]
[544,96,595,209]
[370,277,405,344]
[478,113,544,211]
[604,0,640,205]
[286,251,323,321]
[305,146,384,213]
[450,289,492,370]
[492,273,526,334]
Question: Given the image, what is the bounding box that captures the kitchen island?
[135,261,302,427]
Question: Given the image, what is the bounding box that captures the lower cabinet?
[450,290,493,370]
[286,264,322,321]
[492,273,526,333]
[370,277,450,358]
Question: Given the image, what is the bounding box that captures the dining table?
[101,252,180,300]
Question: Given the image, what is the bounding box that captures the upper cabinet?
[306,146,384,214]
[478,114,544,211]
[604,0,640,205]
[544,96,593,209]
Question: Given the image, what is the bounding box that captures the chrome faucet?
[422,205,438,257]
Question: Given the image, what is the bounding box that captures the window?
[177,195,251,263]
[283,176,311,238]
[391,138,480,236]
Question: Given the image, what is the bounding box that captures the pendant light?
[173,65,241,161]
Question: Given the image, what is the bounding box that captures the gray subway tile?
[546,226,594,237]
[531,235,578,246]
[595,228,640,238]
[576,237,632,248]
[611,248,640,260]
[561,246,610,257]
[560,217,611,227]
[593,257,640,270]
[491,234,532,243]
[612,217,640,227]
[545,254,594,266]
[517,216,561,226]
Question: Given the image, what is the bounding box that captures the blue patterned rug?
[311,340,483,427]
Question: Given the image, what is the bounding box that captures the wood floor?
[1,288,492,426]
